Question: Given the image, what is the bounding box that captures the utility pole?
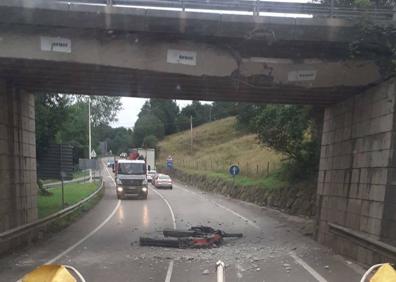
[88,97,92,182]
[190,115,193,153]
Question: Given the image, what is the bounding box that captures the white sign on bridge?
[288,70,317,81]
[167,49,197,66]
[40,36,71,53]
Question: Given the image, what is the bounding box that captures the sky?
[110,98,210,128]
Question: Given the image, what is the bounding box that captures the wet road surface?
[0,159,365,281]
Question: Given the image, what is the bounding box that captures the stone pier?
[0,82,37,233]
[317,78,396,264]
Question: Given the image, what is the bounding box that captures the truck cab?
[115,159,148,199]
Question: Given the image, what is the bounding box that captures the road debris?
[202,269,210,275]
[139,226,243,249]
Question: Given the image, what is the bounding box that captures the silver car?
[154,174,173,189]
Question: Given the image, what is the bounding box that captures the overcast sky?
[110,98,210,128]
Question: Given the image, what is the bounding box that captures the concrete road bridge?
[0,0,396,266]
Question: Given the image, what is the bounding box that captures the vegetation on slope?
[158,117,283,180]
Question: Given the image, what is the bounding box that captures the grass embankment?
[158,117,316,216]
[38,182,97,218]
[158,117,283,181]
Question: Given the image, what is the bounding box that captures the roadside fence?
[172,159,282,178]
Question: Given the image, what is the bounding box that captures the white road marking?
[149,187,176,282]
[102,159,116,185]
[165,260,174,282]
[290,252,328,282]
[150,187,176,229]
[214,202,260,230]
[175,183,260,229]
[176,182,326,282]
[45,199,121,264]
[45,159,121,264]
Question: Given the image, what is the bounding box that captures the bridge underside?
[0,58,367,105]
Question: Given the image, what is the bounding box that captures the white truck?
[137,148,155,172]
[115,159,148,200]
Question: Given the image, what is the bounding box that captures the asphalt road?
[0,159,365,282]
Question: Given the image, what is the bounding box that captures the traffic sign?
[229,165,240,176]
[167,158,174,169]
[91,149,97,158]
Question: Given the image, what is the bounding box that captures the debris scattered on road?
[324,265,330,269]
[139,226,243,249]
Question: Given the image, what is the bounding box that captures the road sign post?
[167,156,174,171]
[229,165,240,185]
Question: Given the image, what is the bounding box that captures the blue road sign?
[167,158,174,169]
[229,165,240,176]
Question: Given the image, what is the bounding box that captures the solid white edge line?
[176,183,325,282]
[174,183,260,229]
[102,159,116,185]
[44,159,121,264]
[290,252,328,282]
[149,187,177,230]
[214,202,260,230]
[45,199,121,264]
[149,187,176,282]
[165,260,174,282]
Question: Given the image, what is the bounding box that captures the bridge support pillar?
[0,82,37,234]
[317,78,396,264]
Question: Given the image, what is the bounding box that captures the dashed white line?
[164,260,174,282]
[290,252,328,282]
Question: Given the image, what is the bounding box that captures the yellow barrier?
[21,265,76,282]
[370,263,396,282]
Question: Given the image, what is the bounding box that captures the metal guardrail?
[56,0,396,21]
[0,178,104,242]
[43,175,91,189]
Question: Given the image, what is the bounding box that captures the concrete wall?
[317,78,396,264]
[0,81,37,233]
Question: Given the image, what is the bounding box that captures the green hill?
[158,117,283,182]
[157,117,316,217]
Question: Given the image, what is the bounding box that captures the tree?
[108,127,134,155]
[349,22,396,78]
[35,94,71,158]
[36,95,122,160]
[211,102,238,120]
[149,99,179,135]
[254,105,321,178]
[235,103,262,132]
[178,101,212,127]
[75,96,122,127]
[142,135,159,148]
[55,101,90,158]
[133,113,165,146]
